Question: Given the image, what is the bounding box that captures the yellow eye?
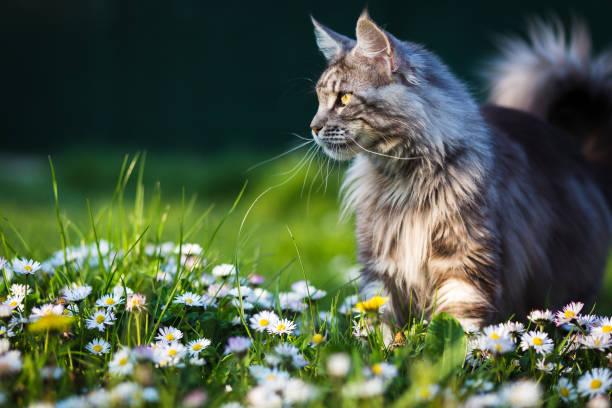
[340,92,352,106]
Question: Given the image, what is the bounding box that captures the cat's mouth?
[312,132,358,160]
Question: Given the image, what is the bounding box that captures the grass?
[0,150,611,407]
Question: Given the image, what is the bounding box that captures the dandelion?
[95,294,124,309]
[108,348,134,377]
[267,318,296,336]
[354,295,388,313]
[12,258,41,275]
[155,326,183,344]
[224,336,251,355]
[555,302,583,326]
[577,368,612,398]
[249,310,278,332]
[556,378,577,403]
[186,338,211,357]
[126,294,146,312]
[212,264,235,278]
[174,292,203,307]
[86,339,111,355]
[520,330,554,355]
[85,310,116,332]
[327,353,351,377]
[62,285,92,302]
[311,333,325,345]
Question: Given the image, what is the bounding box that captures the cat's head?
[310,11,477,165]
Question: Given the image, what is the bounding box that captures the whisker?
[246,140,313,172]
[274,144,317,176]
[290,132,314,142]
[346,135,423,161]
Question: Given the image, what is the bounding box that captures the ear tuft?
[311,16,355,62]
[356,14,392,58]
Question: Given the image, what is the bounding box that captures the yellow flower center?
[312,333,324,344]
[564,310,576,319]
[63,309,70,315]
[490,333,500,340]
[560,387,570,398]
[532,337,543,346]
[0,330,5,335]
[24,265,32,272]
[591,379,602,390]
[96,315,105,324]
[192,344,202,351]
[603,325,612,333]
[186,298,193,304]
[168,349,177,356]
[372,364,383,375]
[495,344,502,352]
[266,374,276,380]
[105,298,115,305]
[277,324,286,332]
[166,334,175,341]
[119,357,128,366]
[9,301,17,307]
[259,319,269,327]
[596,339,601,345]
[93,345,102,352]
[420,388,430,398]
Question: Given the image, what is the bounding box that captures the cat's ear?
[355,11,397,72]
[311,16,355,62]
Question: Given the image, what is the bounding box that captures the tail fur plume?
[486,19,612,166]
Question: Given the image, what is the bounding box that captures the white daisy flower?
[277,291,308,312]
[108,348,134,377]
[500,380,542,408]
[291,280,326,300]
[365,362,398,381]
[30,303,64,321]
[503,321,526,338]
[61,304,79,317]
[528,309,554,326]
[230,297,254,310]
[4,295,25,311]
[112,285,134,298]
[483,323,510,341]
[283,378,318,405]
[249,310,279,332]
[416,384,440,401]
[174,292,203,307]
[0,326,15,337]
[85,309,116,331]
[485,335,515,354]
[556,378,577,403]
[9,284,31,298]
[125,294,146,312]
[0,350,22,375]
[95,294,124,309]
[174,243,203,256]
[576,314,599,330]
[189,357,206,366]
[224,336,251,355]
[186,338,211,356]
[555,302,583,326]
[274,342,299,357]
[267,318,296,336]
[62,285,92,302]
[577,368,612,398]
[11,258,41,275]
[86,339,111,355]
[580,333,612,351]
[0,304,11,319]
[592,317,612,336]
[535,358,555,373]
[327,353,351,377]
[155,326,183,343]
[212,263,235,278]
[520,330,554,355]
[154,342,187,366]
[339,295,359,314]
[249,365,290,385]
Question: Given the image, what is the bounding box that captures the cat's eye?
[339,92,352,106]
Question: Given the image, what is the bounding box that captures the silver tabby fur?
[310,12,612,327]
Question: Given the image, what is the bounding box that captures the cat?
[309,11,612,328]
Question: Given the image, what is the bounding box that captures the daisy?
[212,264,235,278]
[284,378,318,405]
[556,378,577,403]
[575,314,599,330]
[291,280,326,300]
[174,292,203,307]
[112,285,134,298]
[9,284,30,298]
[535,358,555,373]
[249,365,290,385]
[0,304,11,319]
[4,295,24,311]
[485,335,515,354]
[577,368,612,398]
[62,285,92,302]
[154,342,187,366]
[30,303,64,321]
[500,380,542,408]
[277,292,307,312]
[125,294,146,312]
[155,326,183,343]
[520,330,554,355]
[62,304,79,317]
[367,362,398,381]
[327,353,351,377]
[503,321,525,338]
[224,336,251,355]
[580,333,612,351]
[186,338,211,357]
[249,310,278,332]
[0,326,15,337]
[85,309,116,332]
[274,342,300,358]
[86,339,111,355]
[108,348,134,377]
[483,323,510,341]
[592,316,612,336]
[267,318,296,336]
[0,350,22,375]
[11,258,41,275]
[174,243,203,256]
[95,294,124,309]
[528,309,554,326]
[339,295,359,314]
[555,302,583,326]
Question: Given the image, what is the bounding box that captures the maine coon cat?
[309,11,612,327]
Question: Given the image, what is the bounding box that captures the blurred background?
[1,0,611,308]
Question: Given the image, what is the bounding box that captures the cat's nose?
[311,126,321,135]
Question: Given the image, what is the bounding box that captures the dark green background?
[2,0,611,154]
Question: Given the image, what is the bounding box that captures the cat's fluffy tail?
[486,19,612,166]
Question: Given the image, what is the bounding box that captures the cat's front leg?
[434,277,497,328]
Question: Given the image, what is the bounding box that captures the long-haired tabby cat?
[309,11,612,327]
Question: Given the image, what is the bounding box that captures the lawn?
[0,150,611,407]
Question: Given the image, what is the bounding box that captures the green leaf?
[424,313,466,379]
